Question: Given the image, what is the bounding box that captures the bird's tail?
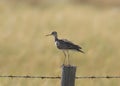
[78,49,85,53]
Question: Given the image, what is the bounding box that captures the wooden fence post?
[61,65,76,86]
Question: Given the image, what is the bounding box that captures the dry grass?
[0,1,120,86]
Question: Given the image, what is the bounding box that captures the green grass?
[0,1,120,86]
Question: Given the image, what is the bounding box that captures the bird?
[46,31,84,65]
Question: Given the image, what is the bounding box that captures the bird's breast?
[55,41,63,49]
[55,41,59,46]
[55,41,67,49]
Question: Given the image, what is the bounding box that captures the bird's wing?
[61,39,82,49]
[62,39,74,44]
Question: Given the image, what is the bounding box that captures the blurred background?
[0,0,120,86]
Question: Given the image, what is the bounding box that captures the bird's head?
[46,31,57,37]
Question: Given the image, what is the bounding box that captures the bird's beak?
[45,34,52,36]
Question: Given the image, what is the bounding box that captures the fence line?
[0,75,120,79]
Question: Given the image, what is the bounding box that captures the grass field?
[0,1,120,86]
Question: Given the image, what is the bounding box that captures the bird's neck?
[54,35,58,41]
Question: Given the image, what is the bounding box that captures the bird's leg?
[62,50,66,66]
[66,50,70,66]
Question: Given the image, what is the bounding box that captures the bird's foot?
[61,64,65,67]
[61,64,71,67]
[67,64,71,67]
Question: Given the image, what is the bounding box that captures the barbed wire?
[0,75,120,79]
[0,75,60,79]
[76,76,120,79]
